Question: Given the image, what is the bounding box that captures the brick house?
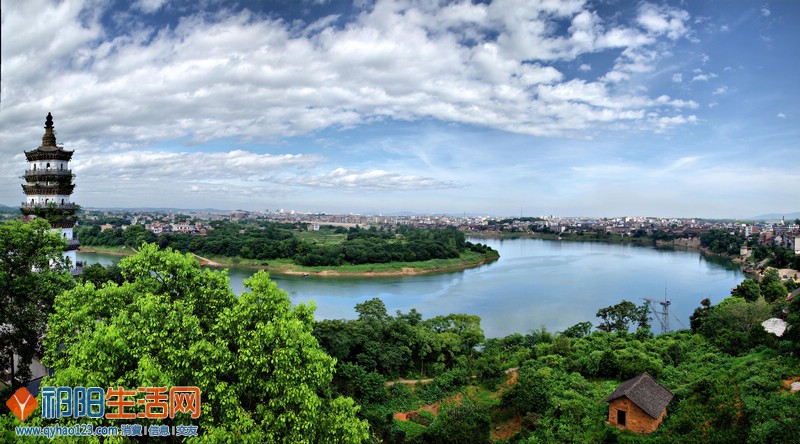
[605,373,674,433]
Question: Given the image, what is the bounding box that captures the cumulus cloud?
[77,150,321,181]
[692,72,717,82]
[636,3,690,40]
[132,0,168,14]
[777,112,786,118]
[0,0,699,151]
[672,73,682,83]
[277,167,456,191]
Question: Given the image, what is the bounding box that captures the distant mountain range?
[0,204,20,214]
[749,212,800,221]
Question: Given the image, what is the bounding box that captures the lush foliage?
[41,244,369,443]
[78,222,498,268]
[701,229,745,255]
[0,219,73,388]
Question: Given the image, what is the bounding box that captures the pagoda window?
[33,164,37,171]
[61,199,65,205]
[45,198,49,204]
[30,199,34,205]
[46,162,51,170]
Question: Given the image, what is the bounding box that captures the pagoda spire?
[41,112,57,147]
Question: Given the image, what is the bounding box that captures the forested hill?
[76,221,498,267]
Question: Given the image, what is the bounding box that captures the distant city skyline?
[1,0,798,218]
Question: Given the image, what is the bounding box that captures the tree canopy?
[0,218,72,388]
[42,244,369,443]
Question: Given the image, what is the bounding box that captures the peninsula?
[76,219,499,277]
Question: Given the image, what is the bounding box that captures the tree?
[762,280,788,304]
[562,321,593,338]
[424,400,491,444]
[43,244,369,442]
[732,279,761,302]
[595,300,650,334]
[0,218,72,388]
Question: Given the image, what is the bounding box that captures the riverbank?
[466,230,678,247]
[80,244,499,277]
[198,250,499,277]
[78,245,137,256]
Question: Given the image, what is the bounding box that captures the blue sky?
[1,0,798,217]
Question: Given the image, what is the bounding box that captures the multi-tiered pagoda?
[21,113,80,270]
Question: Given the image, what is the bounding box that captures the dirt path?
[385,378,434,387]
[191,253,221,267]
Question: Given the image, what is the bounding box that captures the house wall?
[607,397,666,434]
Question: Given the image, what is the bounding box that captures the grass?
[293,228,348,246]
[197,250,496,277]
[78,245,137,256]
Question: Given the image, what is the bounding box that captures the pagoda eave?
[21,184,76,195]
[24,149,74,161]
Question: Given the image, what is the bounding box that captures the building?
[20,113,80,273]
[605,373,674,433]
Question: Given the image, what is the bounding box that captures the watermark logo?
[6,387,39,421]
[39,386,201,420]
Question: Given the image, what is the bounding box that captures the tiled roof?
[604,372,674,419]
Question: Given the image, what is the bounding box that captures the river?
[77,237,745,338]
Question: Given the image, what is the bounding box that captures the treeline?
[700,228,745,255]
[77,222,496,266]
[312,274,800,443]
[701,228,800,270]
[295,227,473,266]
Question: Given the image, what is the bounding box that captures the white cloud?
[777,113,786,118]
[77,150,321,181]
[636,3,690,40]
[280,168,455,191]
[133,0,168,14]
[761,7,771,17]
[672,73,682,83]
[713,86,728,95]
[578,63,591,72]
[692,73,717,82]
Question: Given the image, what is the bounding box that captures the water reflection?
[77,238,744,338]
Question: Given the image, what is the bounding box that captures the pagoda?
[20,113,80,270]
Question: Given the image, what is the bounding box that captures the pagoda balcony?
[21,202,79,211]
[23,168,72,178]
[65,239,80,250]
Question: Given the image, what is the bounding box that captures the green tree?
[732,279,762,302]
[562,321,593,338]
[424,400,490,444]
[762,280,788,304]
[43,244,368,443]
[0,218,72,388]
[595,300,650,334]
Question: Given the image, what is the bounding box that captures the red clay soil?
[782,376,800,392]
[394,367,521,424]
[491,414,524,440]
[393,393,464,421]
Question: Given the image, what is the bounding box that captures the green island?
[76,221,499,276]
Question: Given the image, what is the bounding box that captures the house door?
[617,410,626,426]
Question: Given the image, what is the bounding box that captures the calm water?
[77,238,745,338]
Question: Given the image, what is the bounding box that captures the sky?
[1,0,798,218]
